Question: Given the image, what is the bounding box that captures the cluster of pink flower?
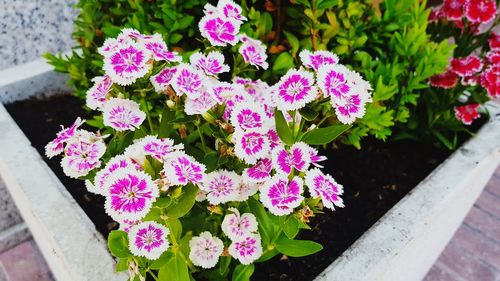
[429,1,499,125]
[46,0,372,271]
[429,0,497,29]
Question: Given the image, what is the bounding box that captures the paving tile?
[486,175,500,198]
[437,241,498,281]
[424,263,463,281]
[463,206,500,243]
[0,241,53,281]
[474,191,500,223]
[451,224,500,271]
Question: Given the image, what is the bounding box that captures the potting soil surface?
[5,94,458,281]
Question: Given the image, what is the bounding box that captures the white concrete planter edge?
[0,59,498,281]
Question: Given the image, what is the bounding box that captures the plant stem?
[197,123,207,152]
[147,269,159,281]
[143,98,154,132]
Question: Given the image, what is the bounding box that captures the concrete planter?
[0,60,499,281]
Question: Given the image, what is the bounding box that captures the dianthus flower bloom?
[230,101,267,131]
[272,69,317,111]
[480,66,500,98]
[190,51,230,76]
[163,152,206,185]
[239,35,268,69]
[299,50,339,71]
[489,31,500,50]
[272,142,311,174]
[128,222,170,260]
[260,175,304,216]
[465,0,497,23]
[232,129,270,164]
[305,168,344,210]
[189,232,224,269]
[61,131,106,178]
[150,67,177,93]
[244,158,272,183]
[184,88,217,115]
[429,70,459,89]
[317,64,351,100]
[222,208,258,241]
[143,34,181,63]
[454,104,481,125]
[199,14,240,46]
[201,170,240,205]
[332,91,367,125]
[136,136,182,162]
[450,56,483,77]
[45,117,85,158]
[228,234,263,265]
[93,155,133,195]
[104,169,159,221]
[171,63,207,99]
[86,76,112,110]
[103,42,151,86]
[441,0,466,20]
[103,98,146,131]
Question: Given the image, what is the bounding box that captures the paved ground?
[0,166,498,281]
[424,166,500,281]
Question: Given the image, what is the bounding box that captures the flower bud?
[166,99,176,109]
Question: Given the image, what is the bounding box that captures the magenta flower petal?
[260,175,304,216]
[305,168,344,210]
[128,221,169,260]
[103,98,146,131]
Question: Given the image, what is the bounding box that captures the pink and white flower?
[299,50,339,71]
[235,182,259,202]
[217,0,246,22]
[119,219,141,233]
[230,102,267,131]
[150,67,177,93]
[450,56,483,77]
[234,77,271,105]
[239,35,268,69]
[222,90,252,120]
[333,92,367,124]
[163,152,206,185]
[228,234,263,265]
[222,208,258,241]
[212,81,243,104]
[489,31,500,50]
[272,69,317,111]
[201,170,240,204]
[171,63,206,99]
[103,42,151,86]
[189,231,224,269]
[128,221,170,260]
[260,175,304,216]
[464,0,497,24]
[481,66,499,98]
[104,169,159,221]
[232,129,270,164]
[441,0,465,20]
[266,128,281,150]
[317,64,351,100]
[272,142,311,175]
[143,34,181,62]
[305,168,344,210]
[190,51,230,76]
[103,98,146,131]
[86,76,112,110]
[454,104,481,125]
[61,132,106,178]
[309,147,327,168]
[93,155,133,195]
[244,158,272,183]
[137,136,182,162]
[45,117,85,158]
[199,14,240,46]
[184,88,217,115]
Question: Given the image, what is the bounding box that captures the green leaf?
[299,106,319,121]
[142,207,162,221]
[108,230,131,258]
[248,198,276,246]
[168,218,183,241]
[282,216,300,239]
[283,31,299,56]
[165,185,198,219]
[150,251,174,270]
[274,110,294,145]
[115,258,129,272]
[159,106,176,138]
[170,33,183,44]
[301,124,351,145]
[219,256,231,275]
[154,197,172,208]
[232,264,255,281]
[272,52,294,74]
[158,252,190,281]
[275,237,323,257]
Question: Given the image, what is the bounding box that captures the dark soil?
[6,94,456,281]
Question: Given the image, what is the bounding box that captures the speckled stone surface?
[0,0,77,69]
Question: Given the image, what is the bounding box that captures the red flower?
[486,50,500,66]
[454,104,481,125]
[430,70,460,89]
[481,66,500,98]
[450,56,483,77]
[442,0,466,20]
[489,31,500,50]
[465,0,497,23]
[429,5,444,22]
[461,75,480,86]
